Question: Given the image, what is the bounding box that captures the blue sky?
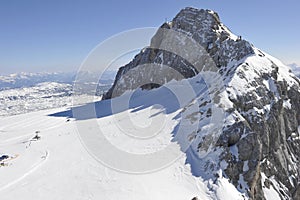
[0,0,299,74]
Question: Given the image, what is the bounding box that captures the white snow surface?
[261,173,282,200]
[288,63,300,77]
[0,79,246,200]
[227,48,298,98]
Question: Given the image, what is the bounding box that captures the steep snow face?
[225,48,299,107]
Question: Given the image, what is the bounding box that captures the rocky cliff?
[103,7,300,200]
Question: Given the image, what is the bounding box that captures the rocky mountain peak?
[102,7,300,200]
[103,7,254,99]
[159,7,255,69]
[171,7,221,32]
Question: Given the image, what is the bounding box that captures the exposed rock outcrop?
[103,7,300,200]
[103,7,254,100]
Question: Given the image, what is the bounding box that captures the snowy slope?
[288,63,300,78]
[0,87,246,200]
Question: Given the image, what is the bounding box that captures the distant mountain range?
[0,71,116,116]
[0,72,74,90]
[0,71,116,90]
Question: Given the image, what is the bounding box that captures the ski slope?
[0,85,245,200]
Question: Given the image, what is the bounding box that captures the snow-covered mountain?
[103,7,300,200]
[0,7,299,200]
[0,72,74,90]
[0,82,73,116]
[0,71,115,116]
[0,71,116,91]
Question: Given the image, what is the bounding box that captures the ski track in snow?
[0,150,49,192]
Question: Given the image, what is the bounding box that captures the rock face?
[102,7,254,100]
[103,7,300,200]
